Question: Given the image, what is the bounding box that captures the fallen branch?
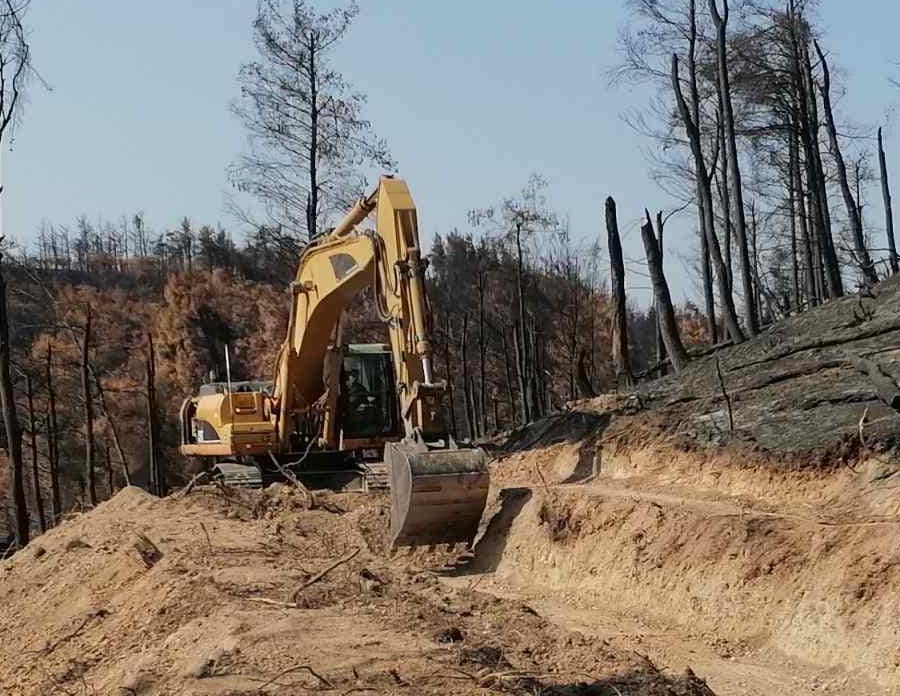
[176,470,209,498]
[533,463,552,495]
[714,357,734,431]
[245,596,300,609]
[31,609,109,657]
[268,449,316,508]
[290,547,360,602]
[252,663,335,690]
[198,521,213,554]
[729,321,900,372]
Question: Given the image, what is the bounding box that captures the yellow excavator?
[179,176,490,548]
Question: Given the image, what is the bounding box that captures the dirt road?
[472,426,900,695]
[443,473,891,695]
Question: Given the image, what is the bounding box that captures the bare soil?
[470,440,898,695]
[0,485,713,695]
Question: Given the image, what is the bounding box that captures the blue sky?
[5,1,899,302]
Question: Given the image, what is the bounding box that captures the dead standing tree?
[672,53,745,344]
[709,0,759,336]
[605,197,632,388]
[0,0,31,548]
[146,332,163,496]
[0,249,27,546]
[44,344,61,524]
[24,374,45,532]
[642,212,689,372]
[80,304,97,506]
[814,40,878,286]
[231,0,394,242]
[878,127,899,275]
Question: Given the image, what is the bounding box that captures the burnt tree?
[44,344,61,524]
[0,254,27,546]
[710,0,758,335]
[81,304,97,506]
[146,332,163,496]
[641,212,689,372]
[605,196,632,388]
[878,127,899,274]
[814,40,877,286]
[672,53,745,343]
[25,374,45,532]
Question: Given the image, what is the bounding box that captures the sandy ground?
[0,484,715,695]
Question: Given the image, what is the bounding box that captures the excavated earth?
[5,276,900,695]
[0,486,713,695]
[469,275,900,695]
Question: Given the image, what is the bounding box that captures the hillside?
[480,275,900,694]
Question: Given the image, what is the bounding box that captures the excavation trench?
[450,437,900,695]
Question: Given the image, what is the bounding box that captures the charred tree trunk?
[672,53,745,343]
[642,212,689,372]
[25,375,45,533]
[749,202,762,322]
[470,376,481,439]
[700,230,717,343]
[501,328,517,425]
[513,222,531,424]
[476,267,488,437]
[815,40,877,286]
[788,2,828,302]
[146,332,163,496]
[576,348,596,398]
[442,315,458,438]
[92,373,131,487]
[0,255,28,547]
[44,345,61,524]
[305,40,319,239]
[801,39,843,297]
[716,107,733,293]
[513,320,528,425]
[81,305,97,506]
[710,0,758,335]
[529,322,547,417]
[105,444,114,497]
[788,127,802,309]
[461,314,475,439]
[605,196,632,388]
[878,127,899,274]
[654,211,668,375]
[687,0,717,342]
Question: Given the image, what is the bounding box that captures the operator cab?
[339,344,401,441]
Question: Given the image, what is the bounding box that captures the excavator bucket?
[386,440,490,549]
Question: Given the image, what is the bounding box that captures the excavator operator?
[343,368,371,433]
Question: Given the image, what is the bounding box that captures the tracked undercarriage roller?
[386,439,490,549]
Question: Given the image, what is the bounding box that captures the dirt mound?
[0,485,715,695]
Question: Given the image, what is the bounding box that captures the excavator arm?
[272,177,445,447]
